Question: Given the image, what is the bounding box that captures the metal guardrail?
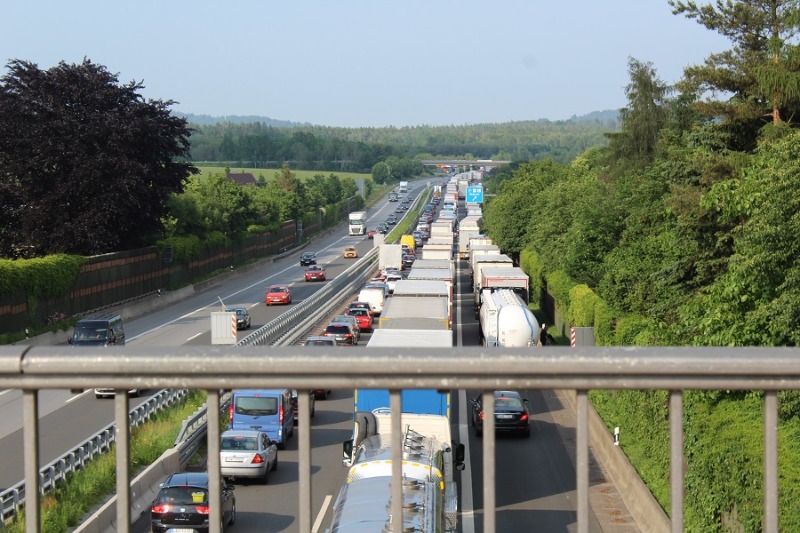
[0,388,187,523]
[1,346,798,533]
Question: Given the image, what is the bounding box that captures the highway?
[1,182,629,532]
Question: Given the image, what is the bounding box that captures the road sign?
[466,185,483,204]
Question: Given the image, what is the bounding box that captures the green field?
[194,165,371,182]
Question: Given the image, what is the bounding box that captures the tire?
[475,426,483,438]
[311,399,316,418]
[228,500,236,526]
[355,411,377,443]
[271,453,278,471]
[277,440,286,450]
[262,466,269,485]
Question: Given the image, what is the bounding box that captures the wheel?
[277,440,286,450]
[228,500,236,526]
[475,426,483,438]
[311,399,316,418]
[271,453,278,471]
[262,466,270,485]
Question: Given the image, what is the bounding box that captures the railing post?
[23,390,40,533]
[391,391,403,531]
[764,391,778,532]
[670,390,684,532]
[115,390,131,532]
[576,390,588,533]
[207,389,222,533]
[482,390,495,533]
[299,390,312,533]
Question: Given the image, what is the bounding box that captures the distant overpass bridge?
[420,159,511,169]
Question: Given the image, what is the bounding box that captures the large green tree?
[670,0,800,147]
[0,59,195,258]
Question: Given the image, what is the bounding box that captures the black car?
[376,223,389,234]
[299,252,317,266]
[226,306,251,330]
[386,215,398,225]
[150,472,236,533]
[470,390,531,438]
[290,389,316,424]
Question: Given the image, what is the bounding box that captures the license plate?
[497,414,513,419]
[167,529,196,533]
[225,456,244,462]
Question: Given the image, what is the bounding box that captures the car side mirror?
[342,439,354,464]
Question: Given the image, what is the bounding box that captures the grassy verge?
[6,390,208,533]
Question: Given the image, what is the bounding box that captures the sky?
[1,1,730,128]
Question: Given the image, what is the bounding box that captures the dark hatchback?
[150,471,236,532]
[470,390,531,438]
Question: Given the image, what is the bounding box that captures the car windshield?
[227,308,246,317]
[221,436,259,451]
[496,397,524,409]
[73,326,108,340]
[234,396,278,416]
[349,309,368,317]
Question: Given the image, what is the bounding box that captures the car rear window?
[221,436,259,451]
[326,325,350,334]
[268,287,286,293]
[156,486,208,505]
[234,396,278,415]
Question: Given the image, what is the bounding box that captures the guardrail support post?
[208,390,222,533]
[23,389,40,533]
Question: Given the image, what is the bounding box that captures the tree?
[670,0,800,142]
[0,59,195,258]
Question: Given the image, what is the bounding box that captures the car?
[220,430,278,483]
[304,265,326,282]
[364,281,389,298]
[265,285,292,305]
[376,223,389,234]
[367,229,377,239]
[402,254,415,269]
[346,306,373,332]
[470,390,531,438]
[395,206,404,213]
[306,335,338,346]
[347,301,374,320]
[299,252,317,266]
[225,306,251,330]
[323,322,356,346]
[343,246,358,259]
[386,215,398,225]
[332,314,361,342]
[150,471,236,533]
[290,389,316,424]
[385,272,402,293]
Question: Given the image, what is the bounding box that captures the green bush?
[545,269,575,313]
[519,246,544,303]
[0,255,86,298]
[566,284,600,327]
[614,314,655,345]
[593,299,615,345]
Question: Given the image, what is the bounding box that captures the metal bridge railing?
[1,345,798,533]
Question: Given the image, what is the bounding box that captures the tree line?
[483,2,800,529]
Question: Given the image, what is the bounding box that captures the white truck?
[479,265,530,302]
[392,279,452,323]
[458,216,483,259]
[479,288,540,347]
[379,296,450,330]
[378,243,403,271]
[398,180,409,193]
[348,211,367,236]
[333,328,464,533]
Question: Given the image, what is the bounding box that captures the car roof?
[494,390,523,399]
[163,471,210,489]
[268,284,289,289]
[302,251,316,256]
[222,429,264,438]
[306,335,337,344]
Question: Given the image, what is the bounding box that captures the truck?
[458,216,483,259]
[421,247,453,261]
[480,265,530,303]
[393,279,452,322]
[348,211,367,236]
[398,180,409,193]
[335,328,464,533]
[479,288,540,347]
[388,192,398,202]
[469,245,503,277]
[471,253,513,300]
[378,243,403,271]
[457,179,468,199]
[379,296,450,330]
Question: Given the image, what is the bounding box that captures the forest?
[481,1,800,530]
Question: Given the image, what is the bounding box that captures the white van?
[358,287,386,316]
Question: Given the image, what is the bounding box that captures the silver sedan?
[220,429,278,483]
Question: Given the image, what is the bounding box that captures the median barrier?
[73,447,181,533]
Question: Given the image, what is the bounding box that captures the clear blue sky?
[2,1,729,128]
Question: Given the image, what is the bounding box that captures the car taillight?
[279,403,284,424]
[480,412,485,421]
[252,454,265,464]
[195,505,210,515]
[151,503,171,513]
[228,402,233,422]
[520,413,529,421]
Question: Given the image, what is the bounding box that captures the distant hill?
[174,112,311,127]
[175,110,618,128]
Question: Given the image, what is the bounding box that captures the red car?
[265,284,292,305]
[305,265,326,282]
[367,229,376,239]
[348,301,374,320]
[346,307,373,332]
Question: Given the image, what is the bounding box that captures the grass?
[194,165,371,182]
[6,390,208,533]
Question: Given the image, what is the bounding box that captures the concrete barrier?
[560,389,670,532]
[73,447,182,533]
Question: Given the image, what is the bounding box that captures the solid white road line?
[312,494,333,533]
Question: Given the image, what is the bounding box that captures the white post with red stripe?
[571,326,577,348]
